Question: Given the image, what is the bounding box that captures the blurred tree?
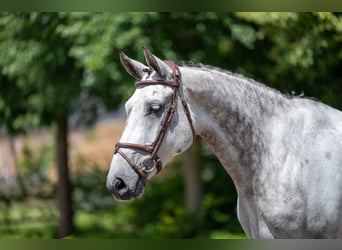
[0,12,83,237]
[0,12,177,238]
[0,12,146,237]
[182,138,203,214]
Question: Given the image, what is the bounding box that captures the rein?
[114,61,195,185]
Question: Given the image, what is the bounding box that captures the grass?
[0,198,246,239]
[207,231,246,239]
[0,199,57,238]
[72,206,246,239]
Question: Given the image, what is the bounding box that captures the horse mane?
[179,61,318,101]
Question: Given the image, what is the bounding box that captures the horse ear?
[119,52,148,80]
[143,48,172,77]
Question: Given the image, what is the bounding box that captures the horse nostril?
[114,177,127,192]
[109,177,134,200]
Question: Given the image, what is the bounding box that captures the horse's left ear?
[143,48,172,77]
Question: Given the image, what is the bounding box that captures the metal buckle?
[142,157,156,173]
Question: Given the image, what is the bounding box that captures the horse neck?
[181,65,289,195]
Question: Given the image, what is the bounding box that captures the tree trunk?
[56,116,73,238]
[182,137,203,213]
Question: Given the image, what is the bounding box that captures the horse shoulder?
[252,101,342,238]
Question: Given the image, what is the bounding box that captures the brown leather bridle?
[114,60,195,185]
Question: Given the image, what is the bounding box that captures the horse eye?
[150,104,161,113]
[146,102,164,116]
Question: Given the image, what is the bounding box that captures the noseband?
[114,61,195,185]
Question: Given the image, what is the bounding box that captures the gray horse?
[107,49,342,238]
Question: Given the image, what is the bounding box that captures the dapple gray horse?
[107,49,342,238]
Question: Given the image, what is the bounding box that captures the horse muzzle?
[106,174,145,201]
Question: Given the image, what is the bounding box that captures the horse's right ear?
[119,52,148,80]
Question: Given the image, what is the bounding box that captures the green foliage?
[233,12,342,108]
[0,200,57,238]
[1,12,341,131]
[72,168,114,212]
[0,157,245,238]
[0,139,57,238]
[0,138,55,206]
[16,140,55,199]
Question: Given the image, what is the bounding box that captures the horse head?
[106,49,195,200]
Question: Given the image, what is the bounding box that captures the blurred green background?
[0,12,341,238]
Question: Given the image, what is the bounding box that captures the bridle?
[114,60,195,185]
